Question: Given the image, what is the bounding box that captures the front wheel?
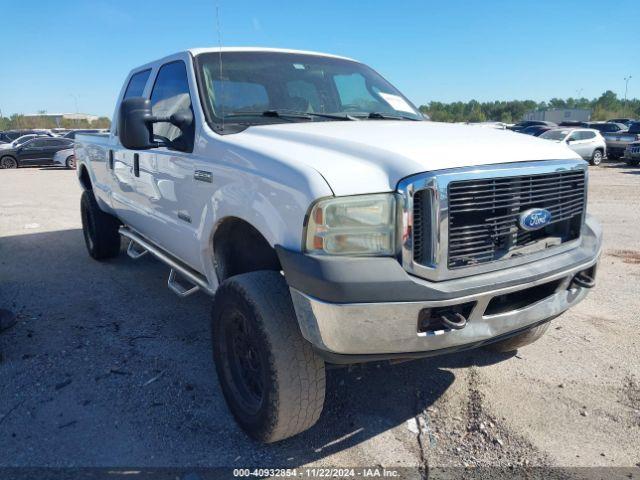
[626,158,640,167]
[80,190,121,260]
[212,271,326,443]
[66,155,76,169]
[589,149,603,166]
[0,156,18,169]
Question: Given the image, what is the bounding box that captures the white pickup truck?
[75,47,602,443]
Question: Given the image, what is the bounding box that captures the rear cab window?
[124,69,152,99]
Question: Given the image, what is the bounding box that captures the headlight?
[304,194,397,256]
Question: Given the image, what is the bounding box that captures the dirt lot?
[0,163,639,476]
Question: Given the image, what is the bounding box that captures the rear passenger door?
[108,68,153,227]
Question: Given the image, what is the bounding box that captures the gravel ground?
[0,163,639,477]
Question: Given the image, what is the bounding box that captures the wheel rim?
[220,308,265,415]
[0,157,17,169]
[593,151,602,164]
[67,156,76,169]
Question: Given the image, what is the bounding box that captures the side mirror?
[118,97,194,150]
[118,97,155,150]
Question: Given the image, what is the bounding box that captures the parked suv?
[602,122,640,159]
[540,128,606,166]
[74,48,602,442]
[0,137,74,168]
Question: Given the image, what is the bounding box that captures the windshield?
[540,129,569,141]
[194,51,422,130]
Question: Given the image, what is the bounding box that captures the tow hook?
[572,271,596,289]
[440,311,468,330]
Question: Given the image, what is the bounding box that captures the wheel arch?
[211,216,282,284]
[78,164,92,190]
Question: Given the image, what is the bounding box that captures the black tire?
[211,271,326,443]
[485,321,551,353]
[589,149,603,166]
[65,155,76,169]
[80,190,121,260]
[626,158,640,167]
[0,156,18,169]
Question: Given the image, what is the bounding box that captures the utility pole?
[624,76,632,112]
[69,94,79,113]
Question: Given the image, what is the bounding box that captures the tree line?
[418,90,640,123]
[0,114,111,131]
[2,90,638,128]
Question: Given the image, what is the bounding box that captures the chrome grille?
[447,170,585,268]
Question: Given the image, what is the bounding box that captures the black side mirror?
[118,97,155,150]
[118,97,195,150]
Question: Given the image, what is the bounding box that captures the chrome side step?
[127,239,148,259]
[168,269,200,297]
[118,226,215,297]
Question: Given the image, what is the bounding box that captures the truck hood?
[234,121,580,196]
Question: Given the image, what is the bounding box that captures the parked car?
[602,122,640,159]
[624,142,640,167]
[540,128,606,166]
[508,120,557,132]
[75,47,601,443]
[0,137,74,168]
[53,147,76,169]
[607,118,636,127]
[582,122,627,134]
[520,125,554,136]
[63,129,102,140]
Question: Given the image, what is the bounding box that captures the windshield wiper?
[223,110,357,121]
[355,112,420,121]
[224,110,312,121]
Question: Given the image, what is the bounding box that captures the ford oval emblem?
[519,208,552,231]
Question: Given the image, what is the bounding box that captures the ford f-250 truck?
[75,48,602,443]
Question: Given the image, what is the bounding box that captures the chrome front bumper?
[287,217,602,359]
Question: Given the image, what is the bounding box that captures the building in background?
[523,108,592,123]
[23,113,100,127]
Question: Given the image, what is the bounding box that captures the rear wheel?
[0,156,18,169]
[589,149,603,166]
[65,155,76,169]
[80,190,121,260]
[212,271,326,443]
[485,321,551,353]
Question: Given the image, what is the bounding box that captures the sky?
[1,0,638,117]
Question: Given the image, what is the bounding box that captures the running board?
[118,227,215,297]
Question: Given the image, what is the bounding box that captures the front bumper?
[278,215,602,361]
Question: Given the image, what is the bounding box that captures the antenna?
[215,0,225,132]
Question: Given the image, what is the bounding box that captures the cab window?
[124,69,151,99]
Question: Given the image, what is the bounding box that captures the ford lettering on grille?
[519,208,552,231]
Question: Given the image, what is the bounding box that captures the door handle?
[134,153,140,177]
[108,149,114,170]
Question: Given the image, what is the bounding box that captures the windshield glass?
[13,135,36,146]
[195,51,422,129]
[540,130,569,141]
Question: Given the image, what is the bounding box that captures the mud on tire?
[211,271,326,443]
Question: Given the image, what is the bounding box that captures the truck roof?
[188,47,356,62]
